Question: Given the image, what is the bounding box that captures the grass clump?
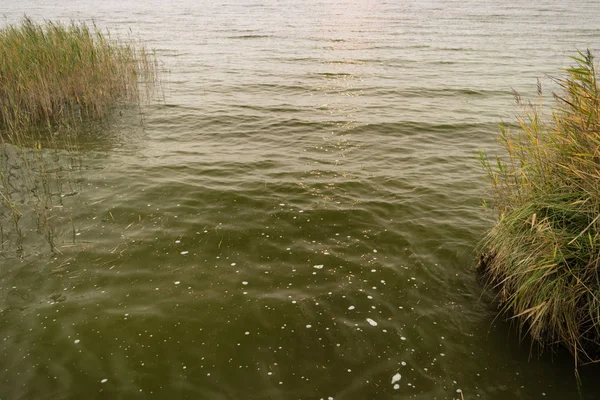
[0,17,157,256]
[0,17,157,134]
[478,50,600,366]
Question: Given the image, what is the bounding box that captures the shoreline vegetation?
[478,50,600,370]
[0,17,157,136]
[0,17,158,255]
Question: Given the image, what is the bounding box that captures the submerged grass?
[0,17,157,134]
[479,50,600,367]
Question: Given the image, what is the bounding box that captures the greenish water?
[2,1,600,399]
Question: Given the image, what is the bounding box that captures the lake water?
[2,1,600,399]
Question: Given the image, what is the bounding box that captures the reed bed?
[0,17,157,256]
[0,17,157,134]
[478,50,600,367]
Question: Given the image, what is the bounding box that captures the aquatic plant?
[0,17,157,134]
[478,50,600,367]
[0,17,157,256]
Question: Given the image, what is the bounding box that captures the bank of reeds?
[478,50,600,367]
[0,17,157,135]
[0,17,157,255]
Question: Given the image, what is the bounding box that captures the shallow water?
[2,1,600,399]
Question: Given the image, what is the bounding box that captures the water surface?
[1,1,600,399]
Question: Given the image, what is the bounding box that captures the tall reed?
[0,17,157,255]
[478,50,600,367]
[0,17,157,134]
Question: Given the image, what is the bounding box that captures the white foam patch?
[313,265,324,269]
[392,373,402,384]
[366,318,377,326]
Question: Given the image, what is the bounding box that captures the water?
[1,1,600,398]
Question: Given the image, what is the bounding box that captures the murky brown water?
[2,1,600,398]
